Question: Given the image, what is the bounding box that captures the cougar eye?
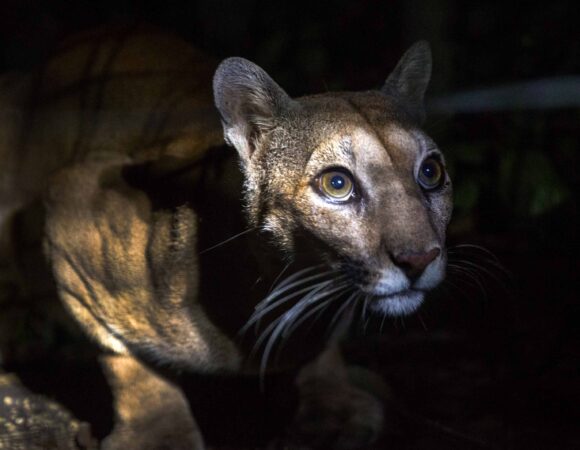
[318,170,354,201]
[417,157,444,190]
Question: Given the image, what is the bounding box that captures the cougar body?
[0,25,452,448]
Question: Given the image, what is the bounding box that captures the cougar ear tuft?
[213,57,293,164]
[382,41,432,124]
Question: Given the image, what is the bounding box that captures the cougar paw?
[285,380,384,449]
[101,415,204,450]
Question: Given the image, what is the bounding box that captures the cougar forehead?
[252,92,422,200]
[255,92,446,246]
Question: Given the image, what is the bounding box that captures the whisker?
[417,312,429,332]
[343,295,360,337]
[361,295,369,321]
[257,281,350,378]
[326,291,359,340]
[249,280,337,355]
[447,263,485,282]
[399,315,407,330]
[449,258,509,286]
[283,288,353,338]
[449,243,500,260]
[265,265,327,298]
[447,264,488,301]
[268,261,292,293]
[448,244,511,278]
[243,273,349,335]
[199,227,256,254]
[241,281,330,337]
[259,270,342,311]
[277,281,346,337]
[362,295,372,335]
[379,307,388,333]
[260,281,350,347]
[272,297,339,365]
[440,277,474,302]
[270,296,341,367]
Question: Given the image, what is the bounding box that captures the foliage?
[433,110,576,236]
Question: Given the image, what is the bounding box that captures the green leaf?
[519,151,569,216]
[453,179,480,213]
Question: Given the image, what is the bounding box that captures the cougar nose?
[392,247,441,281]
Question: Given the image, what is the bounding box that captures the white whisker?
[242,275,347,336]
[274,265,325,291]
[283,288,351,338]
[379,306,388,333]
[362,295,371,335]
[258,270,342,311]
[447,264,489,300]
[326,291,359,340]
[257,281,350,379]
[268,262,292,293]
[449,258,508,286]
[199,227,256,254]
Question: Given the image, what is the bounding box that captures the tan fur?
[1,28,451,448]
[0,25,222,216]
[44,160,240,371]
[100,355,203,450]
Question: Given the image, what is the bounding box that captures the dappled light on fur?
[0,26,455,449]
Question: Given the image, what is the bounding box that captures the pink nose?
[392,247,441,281]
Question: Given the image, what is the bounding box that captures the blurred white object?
[429,76,580,113]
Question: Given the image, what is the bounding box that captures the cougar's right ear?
[213,57,293,165]
[382,41,432,124]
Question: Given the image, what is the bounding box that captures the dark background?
[0,1,578,449]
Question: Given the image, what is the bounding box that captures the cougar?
[0,25,451,449]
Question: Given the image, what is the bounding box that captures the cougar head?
[213,42,452,318]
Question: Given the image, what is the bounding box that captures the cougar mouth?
[340,256,443,317]
[368,288,425,316]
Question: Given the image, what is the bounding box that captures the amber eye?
[418,157,444,190]
[319,170,354,201]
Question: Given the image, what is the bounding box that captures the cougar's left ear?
[213,57,294,165]
[382,41,432,124]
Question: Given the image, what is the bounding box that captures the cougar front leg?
[43,161,218,449]
[100,354,204,450]
[285,345,387,449]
